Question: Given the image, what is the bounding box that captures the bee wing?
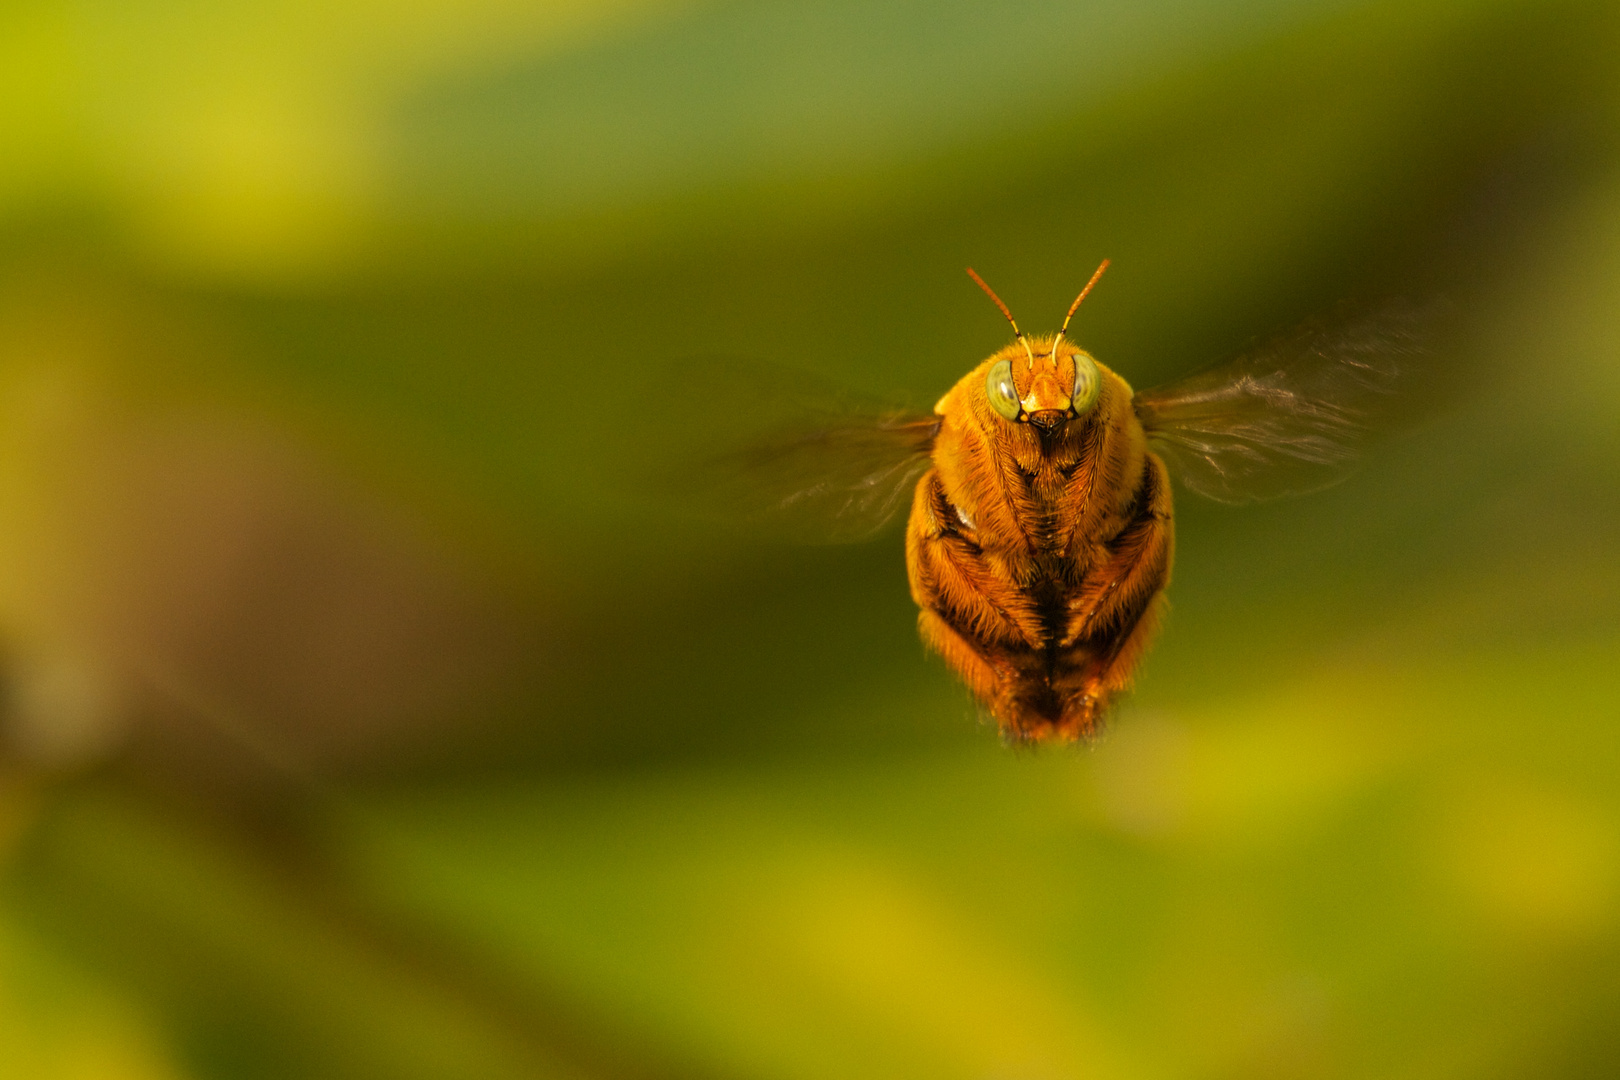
[656,358,939,543]
[706,412,940,542]
[1132,302,1431,504]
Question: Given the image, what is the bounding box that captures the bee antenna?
[966,267,1036,368]
[1054,258,1111,352]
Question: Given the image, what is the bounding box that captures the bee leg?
[1063,593,1168,737]
[917,609,1014,718]
[1064,456,1174,647]
[1106,594,1168,693]
[1055,455,1174,739]
[1052,693,1104,741]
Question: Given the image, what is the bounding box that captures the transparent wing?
[706,413,939,542]
[654,358,939,543]
[1132,302,1432,504]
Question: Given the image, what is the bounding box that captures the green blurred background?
[1,0,1619,1077]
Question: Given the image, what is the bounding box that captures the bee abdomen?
[906,452,1175,742]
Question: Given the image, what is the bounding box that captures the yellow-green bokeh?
[1,1,1618,1078]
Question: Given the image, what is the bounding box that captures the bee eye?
[985,358,1021,420]
[1071,353,1101,413]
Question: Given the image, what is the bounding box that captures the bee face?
[980,337,1104,434]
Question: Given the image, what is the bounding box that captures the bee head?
[968,262,1109,429]
[984,339,1102,427]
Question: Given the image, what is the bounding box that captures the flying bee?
[700,262,1424,743]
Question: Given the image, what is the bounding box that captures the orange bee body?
[906,336,1171,742]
